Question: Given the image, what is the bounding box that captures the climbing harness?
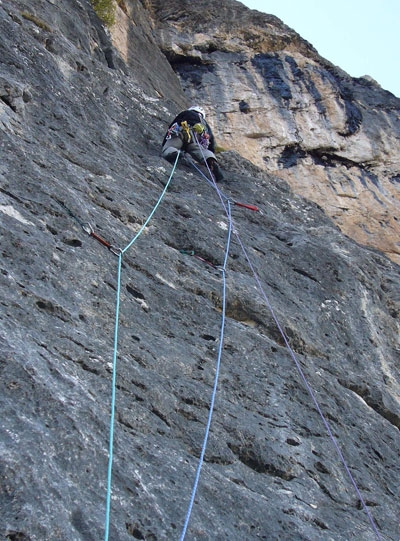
[56,200,121,256]
[165,118,210,149]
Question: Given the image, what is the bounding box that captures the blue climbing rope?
[189,134,382,540]
[180,199,232,541]
[104,151,180,541]
[180,137,238,540]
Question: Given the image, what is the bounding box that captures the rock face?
[146,0,400,265]
[0,1,399,541]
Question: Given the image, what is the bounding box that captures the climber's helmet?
[189,105,206,118]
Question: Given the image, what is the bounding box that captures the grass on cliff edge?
[91,0,116,27]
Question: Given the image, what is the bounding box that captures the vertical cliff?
[145,0,400,265]
[0,1,399,540]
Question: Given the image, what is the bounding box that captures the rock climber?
[161,105,224,182]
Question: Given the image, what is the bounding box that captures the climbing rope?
[52,124,381,540]
[185,134,382,541]
[101,127,381,541]
[180,199,233,541]
[177,136,236,540]
[233,232,383,541]
[104,150,180,541]
[186,155,260,212]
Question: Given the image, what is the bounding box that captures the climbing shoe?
[165,151,179,164]
[207,158,225,182]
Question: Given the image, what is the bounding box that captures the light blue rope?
[104,151,180,541]
[122,152,180,254]
[180,200,232,541]
[104,252,122,541]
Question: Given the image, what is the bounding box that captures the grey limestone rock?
[0,1,399,541]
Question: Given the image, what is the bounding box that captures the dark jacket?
[162,109,216,151]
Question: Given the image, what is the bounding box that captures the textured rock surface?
[0,1,399,540]
[146,0,400,265]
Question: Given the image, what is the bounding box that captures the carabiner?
[109,245,123,257]
[82,222,93,236]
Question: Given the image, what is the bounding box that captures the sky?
[240,0,400,98]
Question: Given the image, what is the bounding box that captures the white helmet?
[189,105,206,118]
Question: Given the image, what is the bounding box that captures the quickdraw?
[180,120,192,143]
[165,122,180,140]
[56,200,121,256]
[179,249,220,269]
[82,223,122,256]
[233,201,259,212]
